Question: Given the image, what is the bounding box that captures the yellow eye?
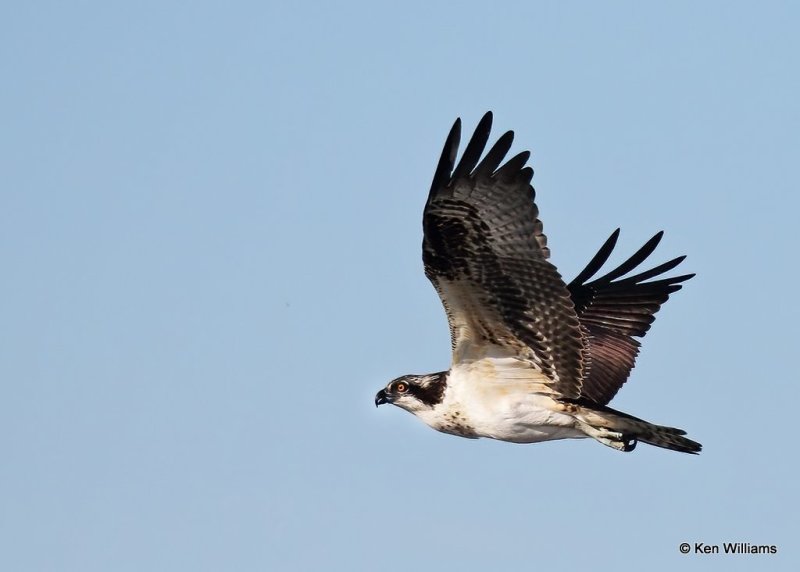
[394,382,408,393]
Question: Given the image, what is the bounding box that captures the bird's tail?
[566,400,702,454]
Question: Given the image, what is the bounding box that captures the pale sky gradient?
[1,1,798,571]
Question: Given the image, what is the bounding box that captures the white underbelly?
[432,359,587,444]
[470,400,585,443]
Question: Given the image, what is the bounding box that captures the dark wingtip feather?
[664,272,696,285]
[451,112,493,181]
[595,231,665,283]
[570,229,621,287]
[495,150,530,181]
[428,117,461,197]
[617,255,688,285]
[475,130,515,177]
[517,165,533,185]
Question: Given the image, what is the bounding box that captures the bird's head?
[375,372,447,414]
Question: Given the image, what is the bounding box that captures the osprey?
[375,112,701,454]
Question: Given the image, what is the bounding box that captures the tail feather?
[634,424,702,454]
[566,400,702,454]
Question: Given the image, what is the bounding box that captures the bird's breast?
[428,359,582,443]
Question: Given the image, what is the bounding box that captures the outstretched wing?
[568,230,694,405]
[422,112,586,398]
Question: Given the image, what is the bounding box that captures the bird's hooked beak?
[375,388,391,407]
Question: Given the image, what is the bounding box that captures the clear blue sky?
[1,1,798,570]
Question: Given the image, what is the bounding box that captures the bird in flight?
[375,112,701,454]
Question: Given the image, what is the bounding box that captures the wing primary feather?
[428,118,461,198]
[594,231,664,283]
[495,151,530,181]
[615,255,688,285]
[451,112,493,181]
[475,130,515,177]
[569,229,621,287]
[517,165,534,185]
[629,274,695,290]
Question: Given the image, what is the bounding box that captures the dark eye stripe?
[406,373,447,406]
